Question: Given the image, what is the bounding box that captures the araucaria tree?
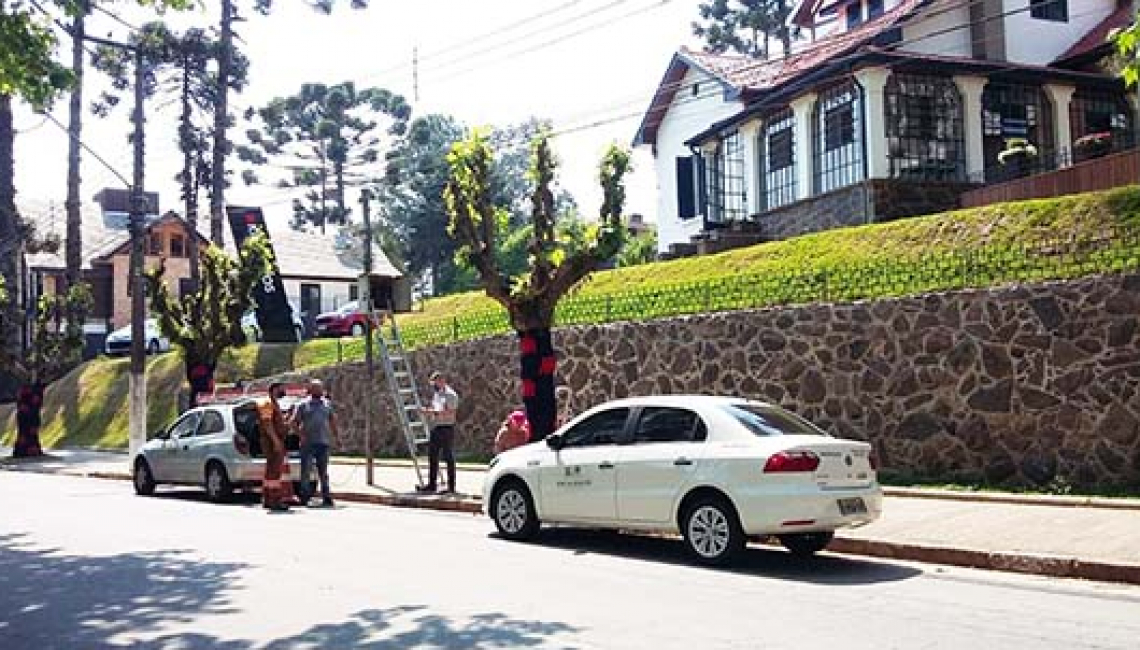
[444,131,631,440]
[144,233,272,408]
[0,277,92,457]
[692,0,792,59]
[238,81,411,233]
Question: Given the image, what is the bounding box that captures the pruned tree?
[92,21,247,283]
[238,81,411,233]
[144,232,273,409]
[0,278,92,457]
[692,0,792,59]
[444,130,631,440]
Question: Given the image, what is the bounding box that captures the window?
[867,0,884,18]
[706,132,747,223]
[691,82,701,97]
[981,83,1056,182]
[349,283,359,301]
[813,81,865,193]
[885,74,965,181]
[169,233,186,258]
[198,410,226,436]
[633,407,708,444]
[562,408,630,447]
[846,2,862,29]
[761,108,797,210]
[725,404,828,438]
[1030,0,1066,22]
[1070,89,1135,161]
[166,412,201,439]
[147,233,163,256]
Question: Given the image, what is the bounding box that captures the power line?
[39,111,133,189]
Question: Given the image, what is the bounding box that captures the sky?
[12,0,706,234]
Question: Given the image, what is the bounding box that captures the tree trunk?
[335,159,346,226]
[13,383,45,457]
[518,328,557,441]
[209,0,234,246]
[0,93,22,358]
[64,5,87,289]
[186,360,216,409]
[319,141,328,234]
[181,61,200,284]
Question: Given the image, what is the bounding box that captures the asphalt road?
[2,472,1139,650]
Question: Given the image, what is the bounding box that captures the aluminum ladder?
[376,311,435,489]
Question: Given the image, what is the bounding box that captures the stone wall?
[306,274,1140,489]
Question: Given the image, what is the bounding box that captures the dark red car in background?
[313,301,378,337]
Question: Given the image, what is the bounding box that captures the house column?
[854,67,890,179]
[739,119,762,216]
[1044,83,1076,167]
[790,92,817,198]
[954,75,987,181]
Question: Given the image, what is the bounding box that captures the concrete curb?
[882,486,1140,511]
[5,464,1140,586]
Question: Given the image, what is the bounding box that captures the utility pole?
[210,0,234,246]
[359,189,375,485]
[128,46,149,460]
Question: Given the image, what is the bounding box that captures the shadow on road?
[511,528,922,586]
[0,532,247,649]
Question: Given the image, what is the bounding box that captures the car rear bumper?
[734,485,883,535]
[230,457,307,484]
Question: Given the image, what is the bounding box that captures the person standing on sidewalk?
[417,371,459,494]
[292,379,340,507]
[256,382,292,512]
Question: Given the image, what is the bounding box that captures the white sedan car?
[132,398,309,502]
[104,318,172,356]
[483,395,882,565]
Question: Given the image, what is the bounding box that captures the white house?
[636,0,1136,256]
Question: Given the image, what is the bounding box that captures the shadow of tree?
[0,532,247,649]
[515,528,923,586]
[0,532,582,649]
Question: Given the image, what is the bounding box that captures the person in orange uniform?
[257,382,294,512]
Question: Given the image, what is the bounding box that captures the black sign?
[226,206,296,343]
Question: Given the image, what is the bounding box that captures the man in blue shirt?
[292,379,340,507]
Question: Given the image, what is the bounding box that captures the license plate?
[837,497,867,516]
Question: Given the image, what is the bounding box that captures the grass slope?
[4,186,1139,449]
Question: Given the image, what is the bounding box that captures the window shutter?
[675,156,696,220]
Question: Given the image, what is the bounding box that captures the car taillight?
[233,434,250,456]
[763,450,820,473]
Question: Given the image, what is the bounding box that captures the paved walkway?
[4,448,1139,585]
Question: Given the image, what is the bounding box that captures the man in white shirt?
[417,371,459,494]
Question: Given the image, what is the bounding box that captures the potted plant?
[1074,131,1113,161]
[997,138,1038,179]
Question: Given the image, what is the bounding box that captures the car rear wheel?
[133,458,156,496]
[681,496,745,566]
[779,531,835,557]
[491,479,540,541]
[205,461,233,503]
[350,322,364,337]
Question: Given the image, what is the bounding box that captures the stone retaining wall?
[302,274,1140,489]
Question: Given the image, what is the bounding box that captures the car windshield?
[337,302,358,314]
[724,404,828,437]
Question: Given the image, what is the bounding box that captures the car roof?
[586,395,772,411]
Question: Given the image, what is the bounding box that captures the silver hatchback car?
[132,398,309,502]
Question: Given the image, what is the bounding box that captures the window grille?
[980,82,1055,182]
[1070,89,1135,160]
[885,74,965,181]
[706,132,747,223]
[761,108,797,209]
[813,81,865,194]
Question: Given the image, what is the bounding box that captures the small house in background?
[20,189,402,356]
[637,0,1138,258]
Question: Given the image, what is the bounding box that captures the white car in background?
[241,301,305,342]
[483,395,882,565]
[104,318,172,356]
[132,397,311,502]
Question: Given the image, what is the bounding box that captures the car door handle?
[182,445,189,451]
[598,462,614,470]
[674,458,693,466]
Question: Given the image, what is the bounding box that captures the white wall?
[282,278,357,317]
[1003,0,1115,66]
[900,2,974,57]
[652,67,742,254]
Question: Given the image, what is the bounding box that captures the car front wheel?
[133,458,156,496]
[681,496,745,566]
[204,461,233,503]
[491,479,540,541]
[778,531,835,557]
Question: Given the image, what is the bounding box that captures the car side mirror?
[546,434,565,451]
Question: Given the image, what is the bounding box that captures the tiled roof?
[1055,4,1132,65]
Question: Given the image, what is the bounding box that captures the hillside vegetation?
[4,186,1139,449]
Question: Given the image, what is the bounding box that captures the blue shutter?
[676,156,696,220]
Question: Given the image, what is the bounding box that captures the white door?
[617,407,708,524]
[537,407,630,523]
[163,411,202,483]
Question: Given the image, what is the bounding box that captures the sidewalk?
[4,448,1139,586]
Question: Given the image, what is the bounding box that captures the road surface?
[2,472,1138,649]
